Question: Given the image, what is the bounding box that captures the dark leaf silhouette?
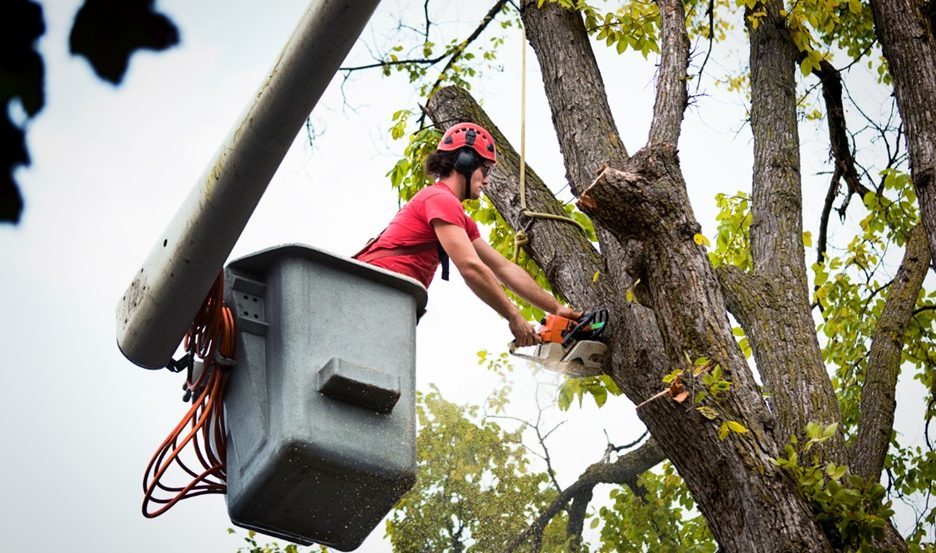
[0,0,45,223]
[69,0,180,85]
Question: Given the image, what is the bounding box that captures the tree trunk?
[581,147,832,552]
[430,82,833,552]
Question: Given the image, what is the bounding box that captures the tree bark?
[520,0,638,320]
[745,0,847,459]
[519,0,691,406]
[870,0,936,263]
[522,0,834,549]
[579,147,832,552]
[648,0,690,148]
[851,224,932,482]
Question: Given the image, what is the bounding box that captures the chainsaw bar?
[508,343,604,378]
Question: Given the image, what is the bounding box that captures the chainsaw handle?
[561,311,596,348]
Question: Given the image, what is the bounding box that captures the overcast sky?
[1,1,928,551]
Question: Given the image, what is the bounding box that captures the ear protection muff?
[453,148,481,200]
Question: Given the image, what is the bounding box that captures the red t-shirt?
[359,182,480,287]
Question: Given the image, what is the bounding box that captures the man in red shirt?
[356,122,580,346]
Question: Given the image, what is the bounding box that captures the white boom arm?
[116,0,382,369]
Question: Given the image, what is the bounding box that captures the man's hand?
[508,313,539,347]
[555,305,583,321]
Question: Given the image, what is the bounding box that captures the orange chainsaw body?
[538,314,577,344]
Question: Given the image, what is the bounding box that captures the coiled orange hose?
[142,273,235,518]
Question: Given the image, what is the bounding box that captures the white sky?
[1,0,929,551]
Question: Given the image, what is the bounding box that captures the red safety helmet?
[437,122,497,163]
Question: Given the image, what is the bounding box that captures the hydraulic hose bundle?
[142,273,235,518]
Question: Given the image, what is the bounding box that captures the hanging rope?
[142,272,235,518]
[512,22,587,263]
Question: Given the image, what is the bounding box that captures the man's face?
[469,162,494,200]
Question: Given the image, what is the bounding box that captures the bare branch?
[505,438,665,553]
[694,0,716,92]
[812,60,874,266]
[424,0,509,100]
[339,0,507,98]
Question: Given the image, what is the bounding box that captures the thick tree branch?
[648,0,690,148]
[717,263,845,444]
[870,0,936,262]
[747,0,846,459]
[520,0,627,195]
[717,265,767,328]
[851,224,932,482]
[565,489,591,553]
[521,0,646,333]
[505,438,665,553]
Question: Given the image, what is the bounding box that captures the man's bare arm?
[432,221,539,345]
[473,238,581,320]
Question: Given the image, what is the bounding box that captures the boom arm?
[116,0,382,369]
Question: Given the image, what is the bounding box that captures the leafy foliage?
[709,191,753,271]
[69,0,180,84]
[386,388,564,552]
[1,0,44,223]
[664,356,749,441]
[387,112,441,203]
[598,463,715,553]
[557,373,622,411]
[541,0,662,58]
[773,423,896,551]
[813,165,936,548]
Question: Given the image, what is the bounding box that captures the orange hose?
[142,273,235,518]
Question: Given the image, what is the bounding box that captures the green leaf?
[826,463,847,481]
[718,421,730,440]
[727,420,748,434]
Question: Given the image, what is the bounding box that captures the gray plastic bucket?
[222,244,427,551]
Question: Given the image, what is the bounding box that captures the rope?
[512,23,587,263]
[142,272,235,518]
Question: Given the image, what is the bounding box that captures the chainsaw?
[509,309,609,377]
